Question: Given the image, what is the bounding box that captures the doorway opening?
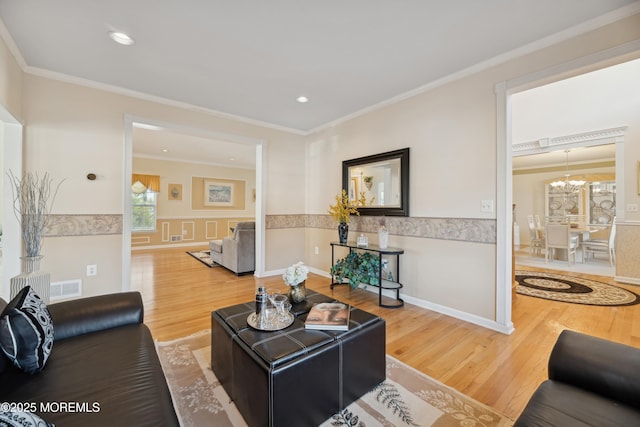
[122,116,266,291]
[497,50,640,333]
[510,58,640,276]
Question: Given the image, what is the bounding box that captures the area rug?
[515,270,640,306]
[156,330,512,427]
[187,250,219,268]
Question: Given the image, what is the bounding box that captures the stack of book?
[304,302,350,331]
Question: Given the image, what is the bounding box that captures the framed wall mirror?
[342,148,410,216]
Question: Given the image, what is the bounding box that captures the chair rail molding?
[266,214,496,244]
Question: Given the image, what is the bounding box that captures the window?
[132,190,157,232]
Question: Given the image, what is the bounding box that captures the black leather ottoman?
[211,291,386,427]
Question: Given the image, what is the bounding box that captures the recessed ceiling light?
[108,31,135,46]
[296,96,309,103]
[162,149,169,153]
[229,157,236,161]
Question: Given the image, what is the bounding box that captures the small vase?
[338,223,349,244]
[378,228,389,249]
[10,255,51,303]
[289,281,307,303]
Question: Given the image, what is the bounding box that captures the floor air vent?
[50,280,82,301]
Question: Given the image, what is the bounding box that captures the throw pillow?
[0,286,54,374]
[0,411,54,427]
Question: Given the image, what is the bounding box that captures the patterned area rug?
[515,270,640,306]
[156,330,512,427]
[186,250,219,268]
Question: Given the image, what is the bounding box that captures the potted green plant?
[330,251,380,289]
[363,175,373,191]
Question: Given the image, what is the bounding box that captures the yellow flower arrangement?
[328,189,361,224]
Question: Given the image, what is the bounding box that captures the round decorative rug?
[515,270,640,306]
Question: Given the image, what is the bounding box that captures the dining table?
[536,224,605,262]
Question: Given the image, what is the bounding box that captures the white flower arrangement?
[283,261,309,287]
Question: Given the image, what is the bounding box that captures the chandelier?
[550,150,585,193]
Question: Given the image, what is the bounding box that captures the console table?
[330,241,404,308]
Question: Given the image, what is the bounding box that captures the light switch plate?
[481,200,494,213]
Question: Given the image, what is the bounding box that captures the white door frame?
[1,107,23,300]
[496,40,640,332]
[122,115,266,291]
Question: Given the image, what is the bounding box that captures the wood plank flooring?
[131,246,640,421]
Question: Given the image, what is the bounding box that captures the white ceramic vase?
[378,228,389,249]
[10,255,51,303]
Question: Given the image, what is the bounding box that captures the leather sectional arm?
[549,329,640,409]
[48,292,144,341]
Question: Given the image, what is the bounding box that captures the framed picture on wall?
[204,180,234,206]
[168,183,182,201]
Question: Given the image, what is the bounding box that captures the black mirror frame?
[342,148,410,217]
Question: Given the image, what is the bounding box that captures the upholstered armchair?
[209,221,255,275]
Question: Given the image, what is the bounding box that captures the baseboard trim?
[265,267,514,334]
[401,294,514,335]
[614,275,640,286]
[132,241,210,250]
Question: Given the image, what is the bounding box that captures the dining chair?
[582,221,616,267]
[545,223,578,265]
[527,215,545,256]
[534,214,543,230]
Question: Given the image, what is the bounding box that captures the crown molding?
[23,65,308,136]
[512,126,627,156]
[0,18,26,69]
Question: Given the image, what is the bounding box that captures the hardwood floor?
[132,245,640,421]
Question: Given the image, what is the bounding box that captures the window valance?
[132,174,160,192]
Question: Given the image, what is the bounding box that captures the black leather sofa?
[515,329,640,426]
[0,292,179,426]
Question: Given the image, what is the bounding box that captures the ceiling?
[132,125,257,169]
[1,0,637,134]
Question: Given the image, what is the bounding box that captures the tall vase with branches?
[8,171,64,302]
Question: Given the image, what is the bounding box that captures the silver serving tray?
[247,311,294,331]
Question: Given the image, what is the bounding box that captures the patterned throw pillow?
[0,286,54,374]
[0,411,54,427]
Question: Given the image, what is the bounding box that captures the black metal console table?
[330,241,404,308]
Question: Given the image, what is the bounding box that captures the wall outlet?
[86,264,97,276]
[480,199,494,213]
[314,246,319,255]
[627,203,638,212]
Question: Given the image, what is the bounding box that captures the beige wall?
[616,223,640,282]
[0,33,22,121]
[131,157,256,248]
[16,73,305,296]
[303,12,640,327]
[134,157,256,219]
[132,217,251,247]
[0,11,638,329]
